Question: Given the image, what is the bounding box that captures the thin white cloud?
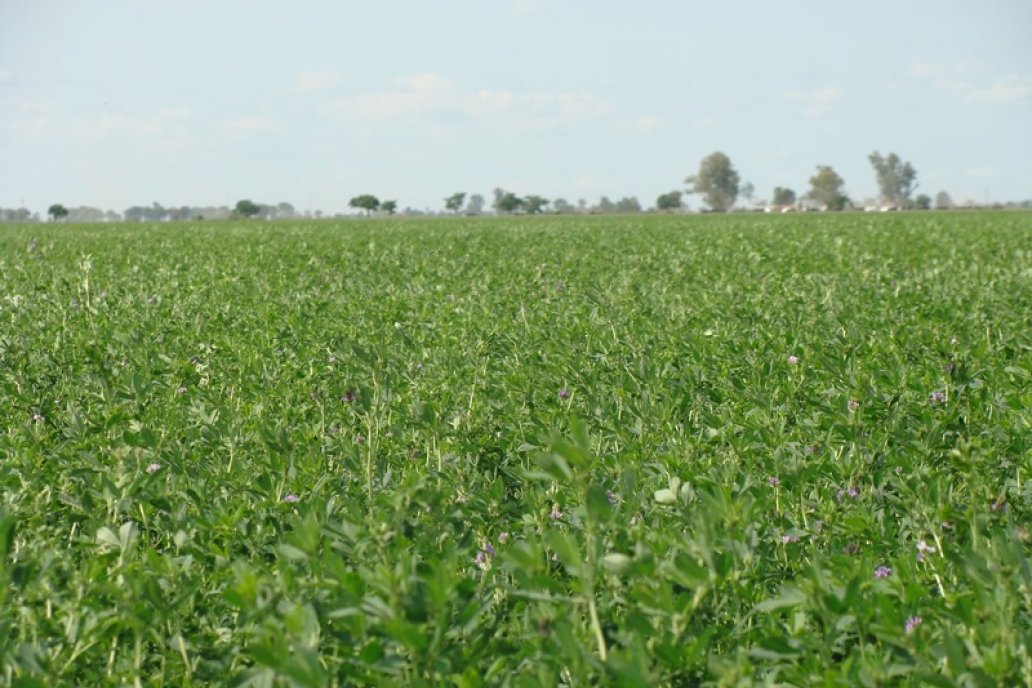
[327,72,608,130]
[966,165,1001,178]
[511,1,543,16]
[631,115,661,131]
[964,75,1032,104]
[226,116,277,137]
[296,71,343,93]
[909,62,1032,105]
[784,86,842,117]
[332,71,456,120]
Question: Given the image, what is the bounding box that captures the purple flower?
[482,542,496,556]
[837,486,860,501]
[905,615,922,634]
[944,362,954,374]
[283,494,300,503]
[768,476,781,487]
[557,388,570,400]
[176,386,188,395]
[549,505,563,520]
[342,389,358,403]
[606,490,618,505]
[474,551,488,565]
[848,399,860,413]
[353,434,365,444]
[874,565,893,579]
[991,499,1007,512]
[781,533,800,544]
[787,355,799,365]
[498,531,510,544]
[929,390,946,404]
[146,463,162,474]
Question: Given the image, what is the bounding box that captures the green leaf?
[755,586,808,613]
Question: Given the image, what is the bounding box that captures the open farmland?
[2,212,1032,686]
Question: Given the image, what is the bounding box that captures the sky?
[2,0,1031,215]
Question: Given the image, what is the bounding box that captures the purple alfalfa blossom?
[557,388,570,400]
[929,390,947,404]
[176,386,188,395]
[874,565,893,579]
[482,542,496,557]
[848,399,860,413]
[781,533,800,544]
[905,615,923,634]
[787,355,799,365]
[606,490,618,506]
[916,539,935,561]
[991,499,1008,513]
[342,389,358,403]
[146,463,162,474]
[498,531,510,544]
[944,362,955,374]
[837,486,860,501]
[549,505,563,520]
[353,434,365,444]
[283,494,300,503]
[474,550,488,566]
[768,476,781,487]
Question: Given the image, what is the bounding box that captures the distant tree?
[492,188,506,215]
[381,200,398,215]
[806,166,849,210]
[615,196,642,213]
[234,199,260,218]
[656,191,683,212]
[914,194,932,210]
[48,204,69,222]
[686,151,740,212]
[349,194,380,216]
[552,198,574,214]
[772,187,796,207]
[740,181,755,206]
[594,196,616,214]
[444,192,466,214]
[276,202,296,219]
[934,191,953,210]
[523,195,549,214]
[869,151,918,207]
[496,192,523,214]
[465,193,485,215]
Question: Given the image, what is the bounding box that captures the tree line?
[5,150,1028,223]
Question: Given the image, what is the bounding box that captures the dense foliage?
[1,212,1031,686]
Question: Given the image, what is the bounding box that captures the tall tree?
[914,194,931,210]
[686,151,740,212]
[496,192,523,214]
[868,151,918,207]
[806,166,849,210]
[552,198,574,214]
[48,204,69,222]
[772,187,796,207]
[444,192,466,214]
[615,196,642,213]
[381,200,398,215]
[523,195,549,214]
[465,194,485,215]
[349,194,380,216]
[656,191,683,212]
[234,199,260,218]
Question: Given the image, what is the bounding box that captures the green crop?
[1,212,1030,686]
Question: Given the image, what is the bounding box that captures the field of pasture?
[1,212,1031,686]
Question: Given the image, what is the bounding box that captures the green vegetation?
[2,212,1031,685]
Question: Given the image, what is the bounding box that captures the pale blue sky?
[2,0,1030,214]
